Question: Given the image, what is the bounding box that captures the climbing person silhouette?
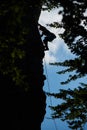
[38,24,56,51]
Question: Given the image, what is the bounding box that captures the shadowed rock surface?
[0,1,46,130]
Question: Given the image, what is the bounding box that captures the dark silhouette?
[38,24,56,50]
[0,1,46,130]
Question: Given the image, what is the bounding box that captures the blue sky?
[39,8,87,130]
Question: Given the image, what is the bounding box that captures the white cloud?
[39,8,62,26]
[43,51,56,64]
[43,37,62,64]
[48,38,60,54]
[83,8,87,16]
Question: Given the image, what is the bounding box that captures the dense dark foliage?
[48,83,87,130]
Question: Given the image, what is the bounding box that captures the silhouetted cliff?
[0,1,46,130]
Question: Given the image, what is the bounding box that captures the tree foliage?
[48,83,87,130]
[48,0,87,86]
[45,0,87,129]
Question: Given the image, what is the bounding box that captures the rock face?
[0,1,46,130]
